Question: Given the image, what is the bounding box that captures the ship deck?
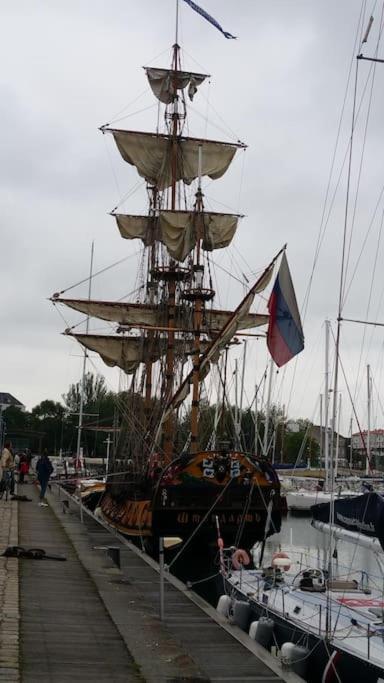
[0,478,303,683]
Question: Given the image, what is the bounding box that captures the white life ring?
[271,551,291,571]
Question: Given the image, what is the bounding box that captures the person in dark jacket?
[36,451,54,507]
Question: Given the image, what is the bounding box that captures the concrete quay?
[0,482,303,682]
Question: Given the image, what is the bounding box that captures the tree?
[31,400,67,454]
[283,429,320,466]
[2,406,30,432]
[62,372,107,413]
[32,400,66,421]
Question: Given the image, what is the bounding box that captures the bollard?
[107,546,121,569]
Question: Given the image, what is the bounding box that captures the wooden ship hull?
[100,451,282,549]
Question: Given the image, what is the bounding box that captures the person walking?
[35,450,53,507]
[0,441,15,495]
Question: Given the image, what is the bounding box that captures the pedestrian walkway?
[0,499,19,682]
[18,484,143,682]
[0,480,302,683]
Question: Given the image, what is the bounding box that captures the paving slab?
[46,485,303,683]
[0,497,19,682]
[18,484,143,683]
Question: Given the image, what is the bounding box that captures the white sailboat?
[286,320,358,512]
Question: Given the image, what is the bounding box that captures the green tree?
[31,400,68,454]
[283,429,320,466]
[62,372,107,413]
[32,400,66,421]
[2,406,31,431]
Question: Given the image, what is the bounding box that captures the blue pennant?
[182,0,237,39]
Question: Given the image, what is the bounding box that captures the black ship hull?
[99,451,282,586]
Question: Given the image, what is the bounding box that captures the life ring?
[271,551,291,571]
[232,548,250,570]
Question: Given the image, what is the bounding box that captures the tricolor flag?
[267,253,304,367]
[182,0,237,39]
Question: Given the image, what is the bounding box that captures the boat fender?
[252,617,274,650]
[271,552,291,571]
[230,599,251,631]
[232,548,250,570]
[216,595,232,618]
[248,620,259,640]
[281,642,309,678]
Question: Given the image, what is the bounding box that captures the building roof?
[0,392,24,408]
[352,429,384,436]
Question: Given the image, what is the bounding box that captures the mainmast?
[144,187,159,420]
[163,39,181,463]
[185,149,215,453]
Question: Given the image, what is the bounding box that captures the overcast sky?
[1,0,384,436]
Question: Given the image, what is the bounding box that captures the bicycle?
[0,470,14,502]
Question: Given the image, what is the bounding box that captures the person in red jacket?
[18,453,29,484]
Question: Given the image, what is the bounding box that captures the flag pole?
[175,0,179,45]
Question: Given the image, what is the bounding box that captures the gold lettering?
[177,512,189,524]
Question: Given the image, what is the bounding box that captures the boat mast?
[190,147,205,454]
[320,393,323,469]
[163,5,181,463]
[144,188,159,420]
[324,320,330,490]
[335,392,341,479]
[76,241,95,469]
[367,363,371,475]
[263,358,274,457]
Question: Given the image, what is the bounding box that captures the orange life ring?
[271,551,291,571]
[232,548,250,570]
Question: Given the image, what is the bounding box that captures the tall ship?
[52,2,304,565]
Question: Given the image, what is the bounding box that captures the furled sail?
[106,129,243,190]
[161,259,276,419]
[54,298,268,332]
[115,210,239,261]
[144,67,208,103]
[66,332,209,374]
[312,492,384,551]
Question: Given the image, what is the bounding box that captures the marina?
[0,483,303,683]
[2,1,384,682]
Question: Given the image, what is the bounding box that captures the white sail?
[54,298,268,332]
[114,215,153,245]
[115,210,239,261]
[144,67,208,103]
[312,520,384,555]
[67,334,164,374]
[108,129,242,190]
[67,332,210,374]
